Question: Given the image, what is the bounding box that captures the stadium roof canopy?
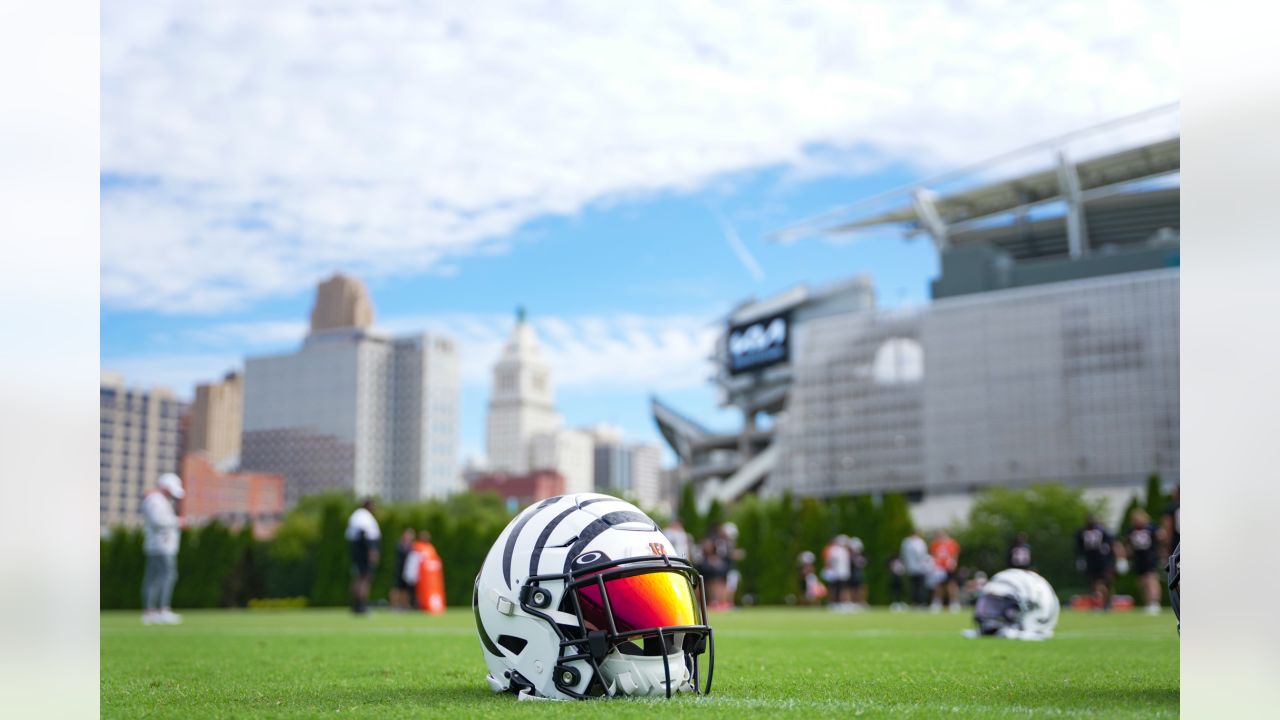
[772,104,1180,259]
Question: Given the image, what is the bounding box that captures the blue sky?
[99,1,1178,463]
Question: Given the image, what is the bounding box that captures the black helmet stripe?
[527,504,583,576]
[560,511,655,572]
[528,497,617,579]
[473,577,503,657]
[501,496,563,587]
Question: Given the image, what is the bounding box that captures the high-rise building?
[186,371,243,468]
[630,443,663,510]
[485,308,559,474]
[530,428,595,495]
[100,372,186,530]
[592,429,664,510]
[240,273,460,506]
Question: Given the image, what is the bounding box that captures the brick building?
[181,452,285,539]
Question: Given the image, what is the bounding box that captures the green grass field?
[101,607,1178,718]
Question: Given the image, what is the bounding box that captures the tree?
[755,492,799,605]
[868,493,913,605]
[309,500,353,607]
[704,499,725,536]
[953,483,1104,597]
[100,528,145,609]
[677,482,704,541]
[1143,473,1169,524]
[728,494,764,603]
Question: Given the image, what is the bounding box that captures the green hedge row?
[951,476,1170,601]
[101,491,514,610]
[703,491,916,606]
[102,480,1158,609]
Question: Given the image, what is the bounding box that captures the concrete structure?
[657,114,1181,526]
[652,275,877,510]
[186,371,243,467]
[486,308,560,474]
[772,270,1179,506]
[100,372,185,529]
[530,428,595,495]
[180,452,284,539]
[469,470,565,508]
[240,274,460,505]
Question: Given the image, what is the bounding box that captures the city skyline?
[100,2,1178,462]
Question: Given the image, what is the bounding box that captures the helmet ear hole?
[497,634,529,655]
[521,584,553,609]
[555,665,581,690]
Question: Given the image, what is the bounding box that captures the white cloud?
[109,310,721,397]
[101,353,244,400]
[102,0,1178,312]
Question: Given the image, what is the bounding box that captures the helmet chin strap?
[599,648,692,698]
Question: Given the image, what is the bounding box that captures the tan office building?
[186,371,243,467]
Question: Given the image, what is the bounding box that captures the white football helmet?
[973,569,1060,640]
[473,493,714,700]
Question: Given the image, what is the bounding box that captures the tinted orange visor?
[576,570,700,634]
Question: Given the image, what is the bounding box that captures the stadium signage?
[727,312,790,374]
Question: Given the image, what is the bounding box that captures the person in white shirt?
[345,498,382,615]
[823,535,853,610]
[900,531,932,608]
[141,473,184,625]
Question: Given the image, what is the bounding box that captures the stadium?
[99,109,1181,719]
[654,106,1180,528]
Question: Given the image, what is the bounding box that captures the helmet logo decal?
[650,542,667,556]
[574,551,605,566]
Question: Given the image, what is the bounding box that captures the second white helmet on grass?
[972,568,1060,640]
[473,493,714,700]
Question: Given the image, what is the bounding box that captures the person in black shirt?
[1075,515,1116,610]
[1007,532,1033,570]
[1125,509,1162,615]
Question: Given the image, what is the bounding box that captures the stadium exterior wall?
[768,268,1178,507]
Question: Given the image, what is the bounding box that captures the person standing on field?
[1075,515,1116,610]
[141,473,185,625]
[1007,532,1033,570]
[822,535,853,610]
[346,498,381,616]
[900,530,931,608]
[847,537,869,609]
[929,530,962,613]
[1124,509,1163,615]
